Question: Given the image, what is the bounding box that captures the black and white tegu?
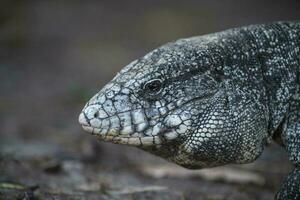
[79,21,300,199]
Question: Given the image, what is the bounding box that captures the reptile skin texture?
[79,22,300,199]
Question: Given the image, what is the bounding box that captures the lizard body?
[79,21,300,199]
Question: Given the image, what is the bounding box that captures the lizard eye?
[144,79,163,95]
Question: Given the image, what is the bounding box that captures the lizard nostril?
[94,111,99,118]
[85,105,100,119]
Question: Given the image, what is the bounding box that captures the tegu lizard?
[79,21,300,199]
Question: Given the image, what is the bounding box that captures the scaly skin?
[79,21,300,199]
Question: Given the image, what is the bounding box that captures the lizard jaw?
[80,124,162,146]
[79,110,163,146]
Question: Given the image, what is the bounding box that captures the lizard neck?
[296,22,300,78]
[296,21,300,57]
[253,22,300,136]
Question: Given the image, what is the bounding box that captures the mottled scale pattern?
[79,21,300,199]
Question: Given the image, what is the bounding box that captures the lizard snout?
[78,112,89,126]
[79,104,110,134]
[79,105,100,126]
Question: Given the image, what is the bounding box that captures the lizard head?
[79,33,269,169]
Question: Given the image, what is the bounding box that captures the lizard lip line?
[81,122,179,147]
[81,125,162,146]
[81,124,145,137]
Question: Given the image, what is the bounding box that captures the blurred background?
[0,0,299,199]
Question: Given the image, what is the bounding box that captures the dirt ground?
[1,1,300,199]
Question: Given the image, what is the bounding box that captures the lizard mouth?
[79,108,164,147]
[81,124,162,146]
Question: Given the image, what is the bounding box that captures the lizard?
[78,21,300,199]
